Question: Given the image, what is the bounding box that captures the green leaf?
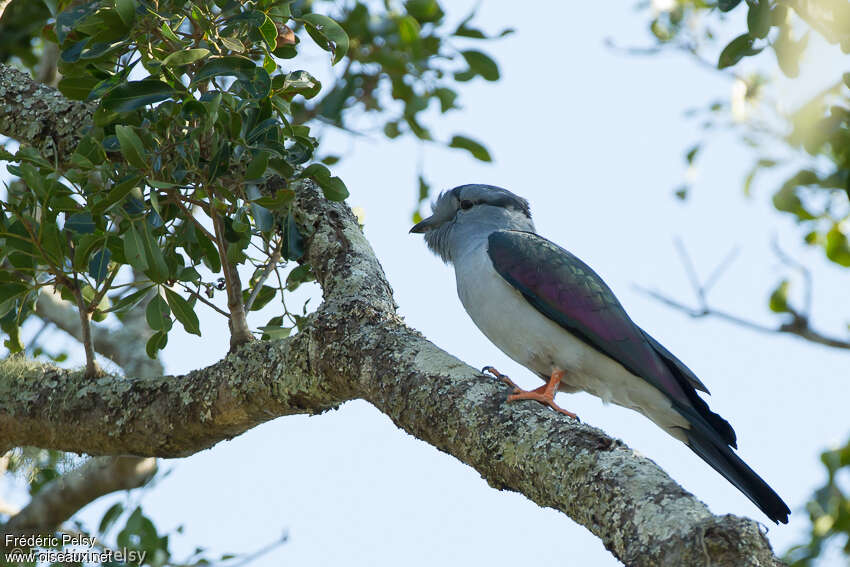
[285,264,314,291]
[145,330,168,358]
[0,283,30,305]
[163,287,201,336]
[768,280,790,313]
[115,0,136,26]
[162,48,210,67]
[301,163,349,201]
[115,125,148,170]
[718,33,763,69]
[246,151,270,180]
[147,179,179,189]
[104,286,152,314]
[221,36,246,53]
[99,502,125,535]
[433,88,458,113]
[139,220,169,283]
[774,26,809,78]
[145,293,171,331]
[449,135,492,162]
[73,135,107,165]
[281,211,304,260]
[123,222,149,272]
[718,0,742,11]
[73,235,102,270]
[65,212,96,234]
[747,0,771,39]
[460,50,499,81]
[101,80,176,112]
[56,0,99,44]
[178,267,201,282]
[397,16,421,43]
[259,15,277,50]
[88,248,111,283]
[57,76,100,100]
[96,175,141,215]
[258,324,290,340]
[300,13,349,65]
[193,56,257,84]
[236,67,271,100]
[251,189,295,209]
[245,285,276,311]
[160,22,181,43]
[825,225,850,267]
[280,70,321,99]
[405,0,444,23]
[246,185,274,232]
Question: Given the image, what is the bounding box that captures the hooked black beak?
[409,216,438,234]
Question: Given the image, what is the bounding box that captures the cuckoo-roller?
[409,183,790,524]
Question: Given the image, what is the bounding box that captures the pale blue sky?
[4,1,850,565]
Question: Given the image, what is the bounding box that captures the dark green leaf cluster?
[784,438,850,566]
[1,0,506,362]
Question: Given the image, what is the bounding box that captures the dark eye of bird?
[460,200,473,210]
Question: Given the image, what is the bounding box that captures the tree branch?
[0,63,95,164]
[0,182,785,566]
[0,0,13,20]
[638,239,850,350]
[0,57,785,567]
[35,287,165,377]
[25,285,165,540]
[3,456,156,537]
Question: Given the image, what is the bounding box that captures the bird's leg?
[507,369,578,420]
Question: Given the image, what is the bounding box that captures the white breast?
[453,241,688,437]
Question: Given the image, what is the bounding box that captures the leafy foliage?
[0,0,506,366]
[1,0,508,557]
[644,0,850,275]
[639,1,850,564]
[785,438,850,566]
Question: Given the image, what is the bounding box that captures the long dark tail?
[685,424,790,524]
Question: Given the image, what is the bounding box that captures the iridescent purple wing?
[487,230,691,405]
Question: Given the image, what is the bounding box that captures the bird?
[409,183,790,524]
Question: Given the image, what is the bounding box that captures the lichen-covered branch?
[0,0,13,20]
[0,63,95,163]
[0,336,352,457]
[2,456,157,536]
[0,61,785,567]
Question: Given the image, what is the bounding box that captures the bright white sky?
[4,1,850,566]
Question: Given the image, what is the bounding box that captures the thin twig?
[176,282,229,316]
[638,240,850,351]
[770,236,812,317]
[244,238,283,313]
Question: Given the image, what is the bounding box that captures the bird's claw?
[507,391,580,420]
[482,365,521,392]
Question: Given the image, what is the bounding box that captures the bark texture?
[0,64,95,164]
[0,60,786,567]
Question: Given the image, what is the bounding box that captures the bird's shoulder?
[486,230,624,314]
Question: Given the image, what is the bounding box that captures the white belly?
[454,242,688,436]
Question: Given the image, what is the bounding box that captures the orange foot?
[482,367,579,420]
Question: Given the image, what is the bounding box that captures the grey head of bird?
[409,184,535,263]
